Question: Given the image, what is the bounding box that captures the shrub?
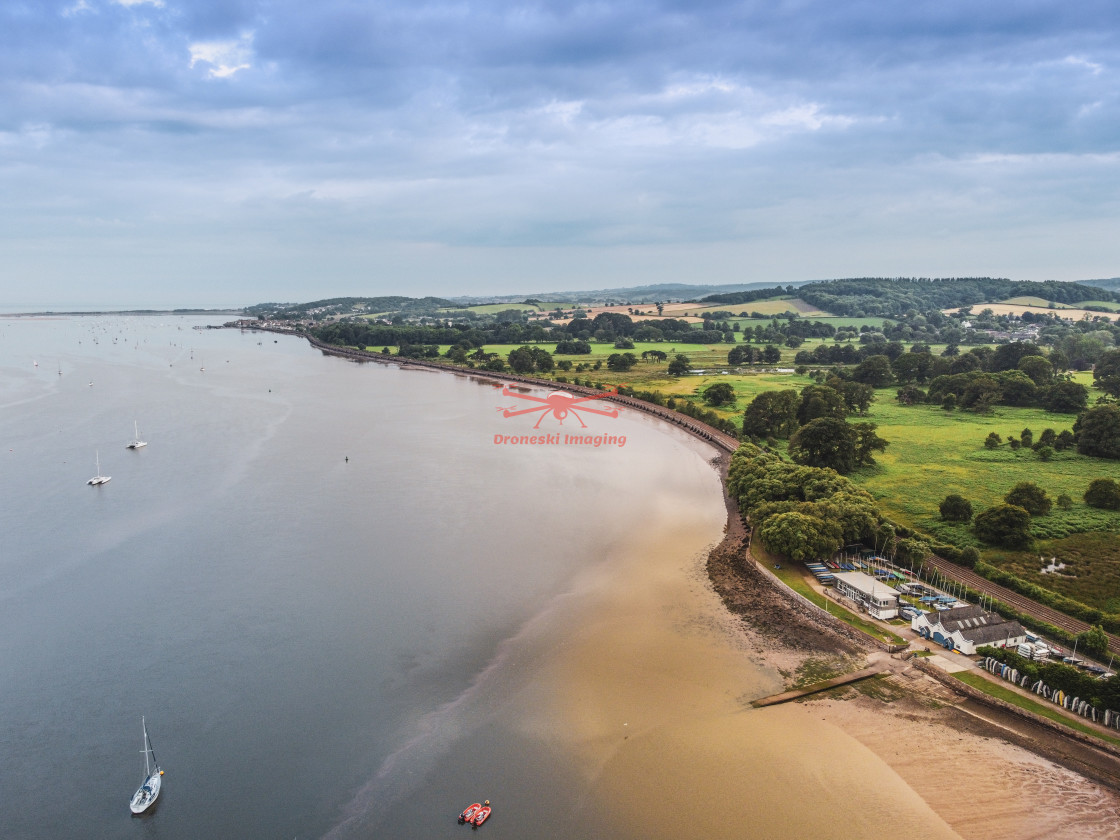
[702,382,736,406]
[939,494,973,522]
[1005,482,1052,516]
[1056,493,1073,510]
[1084,478,1120,510]
[1020,428,1033,448]
[984,432,1001,450]
[1036,445,1053,461]
[974,504,1033,549]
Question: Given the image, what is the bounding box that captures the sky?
[2,0,1120,308]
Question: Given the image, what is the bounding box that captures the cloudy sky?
[2,0,1119,307]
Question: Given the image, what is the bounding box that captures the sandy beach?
[533,444,1120,839]
[531,500,961,839]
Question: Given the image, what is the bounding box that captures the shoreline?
[284,327,1120,835]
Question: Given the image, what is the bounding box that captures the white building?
[832,571,900,620]
[912,604,1026,655]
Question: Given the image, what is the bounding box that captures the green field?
[687,298,829,317]
[441,302,543,314]
[1000,296,1073,308]
[846,392,1120,611]
[851,395,1120,530]
[1075,300,1120,312]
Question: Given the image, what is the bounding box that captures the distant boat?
[129,717,162,815]
[87,451,111,486]
[126,421,147,450]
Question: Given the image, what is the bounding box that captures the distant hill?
[449,281,809,306]
[701,277,1120,318]
[1081,277,1120,292]
[245,296,459,319]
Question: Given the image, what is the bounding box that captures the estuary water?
[0,315,732,838]
[1,314,970,840]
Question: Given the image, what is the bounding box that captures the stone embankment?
[240,325,742,452]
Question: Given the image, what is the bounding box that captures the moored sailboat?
[126,421,147,449]
[129,717,162,814]
[87,451,111,485]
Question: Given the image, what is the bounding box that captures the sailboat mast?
[141,717,151,776]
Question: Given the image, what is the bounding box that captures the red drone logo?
[498,385,620,428]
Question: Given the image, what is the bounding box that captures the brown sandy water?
[534,498,964,840]
[358,435,965,839]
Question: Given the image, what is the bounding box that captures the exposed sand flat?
[811,693,1120,840]
[539,509,964,840]
[538,475,1120,839]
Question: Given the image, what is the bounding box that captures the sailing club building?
[912,604,1027,655]
[831,571,900,620]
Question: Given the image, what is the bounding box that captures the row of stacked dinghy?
[979,657,1120,730]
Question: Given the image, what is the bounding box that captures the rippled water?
[0,314,728,839]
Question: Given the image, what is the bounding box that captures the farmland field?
[945,302,1119,322]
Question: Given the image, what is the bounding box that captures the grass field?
[846,392,1120,610]
[981,533,1120,614]
[850,394,1120,531]
[1000,296,1075,308]
[1076,300,1120,312]
[448,303,543,314]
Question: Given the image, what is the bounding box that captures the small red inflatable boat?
[472,804,492,828]
[458,803,481,824]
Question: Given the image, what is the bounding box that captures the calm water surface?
[0,315,725,839]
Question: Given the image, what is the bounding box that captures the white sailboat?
[126,421,147,449]
[129,716,162,814]
[87,451,111,485]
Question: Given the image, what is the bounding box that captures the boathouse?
[912,604,1026,655]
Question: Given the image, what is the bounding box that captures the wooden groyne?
[750,666,888,707]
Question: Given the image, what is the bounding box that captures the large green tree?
[852,422,889,466]
[788,417,858,474]
[939,494,973,522]
[1084,478,1120,510]
[851,355,894,388]
[756,511,844,562]
[1093,348,1120,398]
[507,345,554,373]
[974,504,1033,549]
[667,354,691,376]
[796,384,847,425]
[702,382,735,406]
[1004,482,1051,516]
[742,390,800,439]
[606,352,637,372]
[1075,404,1120,459]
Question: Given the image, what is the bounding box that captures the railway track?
[924,555,1120,659]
